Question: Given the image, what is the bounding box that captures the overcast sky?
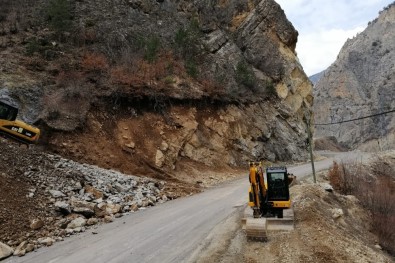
[275,0,394,76]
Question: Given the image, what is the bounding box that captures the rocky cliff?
[0,0,312,177]
[314,3,395,150]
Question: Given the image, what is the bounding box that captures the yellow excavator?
[0,101,40,144]
[245,162,295,240]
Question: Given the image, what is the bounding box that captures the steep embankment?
[0,0,312,178]
[314,3,395,151]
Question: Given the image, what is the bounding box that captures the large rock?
[38,237,55,247]
[55,201,71,215]
[314,4,395,150]
[49,190,66,198]
[84,185,104,199]
[30,219,44,230]
[0,242,13,260]
[13,241,27,257]
[67,217,87,229]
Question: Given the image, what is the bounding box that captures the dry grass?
[81,52,108,73]
[110,51,185,88]
[328,159,395,255]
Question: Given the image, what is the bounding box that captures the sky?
[275,0,394,76]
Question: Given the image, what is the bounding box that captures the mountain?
[314,2,395,150]
[309,70,325,85]
[0,0,312,176]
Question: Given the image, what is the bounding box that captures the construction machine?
[0,101,40,144]
[244,162,295,240]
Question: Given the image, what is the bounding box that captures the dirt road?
[5,152,367,263]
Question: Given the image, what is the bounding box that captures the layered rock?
[314,3,395,150]
[0,0,312,171]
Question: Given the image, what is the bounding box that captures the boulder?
[94,203,107,218]
[38,237,55,246]
[0,242,14,260]
[25,244,35,253]
[155,150,165,167]
[104,215,114,223]
[30,219,44,230]
[86,218,98,226]
[67,217,86,229]
[13,241,27,257]
[49,190,66,198]
[84,185,104,199]
[106,203,122,215]
[331,208,344,219]
[73,207,95,218]
[320,183,334,192]
[55,201,71,214]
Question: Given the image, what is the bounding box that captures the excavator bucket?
[245,218,267,241]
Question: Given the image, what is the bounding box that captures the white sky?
[275,0,394,76]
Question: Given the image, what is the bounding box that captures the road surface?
[6,151,369,263]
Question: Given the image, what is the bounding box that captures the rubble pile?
[0,142,169,259]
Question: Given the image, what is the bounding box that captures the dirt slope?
[194,160,394,263]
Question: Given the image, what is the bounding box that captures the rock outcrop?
[0,0,312,174]
[314,3,395,150]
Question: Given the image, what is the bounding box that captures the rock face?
[314,3,395,150]
[0,0,312,172]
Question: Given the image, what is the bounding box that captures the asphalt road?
[6,151,369,263]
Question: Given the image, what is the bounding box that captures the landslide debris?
[0,140,198,258]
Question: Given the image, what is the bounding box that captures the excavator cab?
[0,101,18,121]
[266,167,290,202]
[0,101,40,144]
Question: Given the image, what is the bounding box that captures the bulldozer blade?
[266,208,295,231]
[266,218,294,231]
[245,218,267,241]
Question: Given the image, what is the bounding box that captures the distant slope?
[309,70,325,85]
[314,3,395,150]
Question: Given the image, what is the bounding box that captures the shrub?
[185,59,198,78]
[81,52,109,73]
[44,0,73,34]
[25,38,41,56]
[328,160,395,254]
[174,18,202,78]
[235,61,256,89]
[144,36,160,63]
[174,18,201,59]
[265,80,276,96]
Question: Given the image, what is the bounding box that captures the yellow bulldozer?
[0,101,40,144]
[244,162,295,240]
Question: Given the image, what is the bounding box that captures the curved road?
[6,151,369,263]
